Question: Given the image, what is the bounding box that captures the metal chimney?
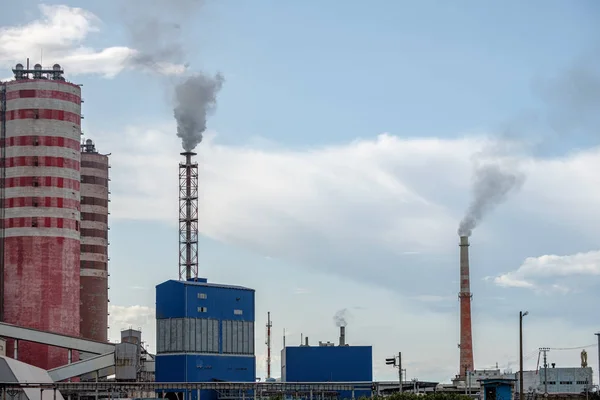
[339,326,346,346]
[305,337,309,346]
[458,236,474,379]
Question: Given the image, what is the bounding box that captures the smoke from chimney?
[122,0,203,73]
[174,74,224,152]
[458,160,524,237]
[333,308,348,327]
[120,0,224,152]
[458,48,600,237]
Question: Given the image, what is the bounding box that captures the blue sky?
[1,0,600,382]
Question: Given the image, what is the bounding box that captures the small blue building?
[480,378,516,400]
[281,330,372,399]
[155,279,256,400]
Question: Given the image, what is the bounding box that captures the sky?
[1,0,600,383]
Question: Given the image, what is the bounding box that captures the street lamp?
[520,311,529,400]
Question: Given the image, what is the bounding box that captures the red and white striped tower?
[0,63,81,370]
[79,139,109,343]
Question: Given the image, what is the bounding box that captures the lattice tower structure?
[179,151,198,281]
[0,66,82,370]
[79,139,109,342]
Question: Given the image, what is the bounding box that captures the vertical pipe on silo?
[0,82,5,322]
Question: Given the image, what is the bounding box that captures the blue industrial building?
[281,328,373,399]
[155,279,256,400]
[479,379,516,400]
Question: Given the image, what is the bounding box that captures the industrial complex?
[0,62,597,400]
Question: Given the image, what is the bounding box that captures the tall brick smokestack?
[459,236,474,378]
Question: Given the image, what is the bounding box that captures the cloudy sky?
[2,0,600,383]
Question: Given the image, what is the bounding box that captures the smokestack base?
[459,236,469,246]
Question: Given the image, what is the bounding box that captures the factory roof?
[161,278,254,292]
[478,378,517,384]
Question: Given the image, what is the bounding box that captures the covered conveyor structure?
[0,322,139,381]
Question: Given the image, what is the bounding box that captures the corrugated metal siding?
[157,318,219,354]
[222,320,254,355]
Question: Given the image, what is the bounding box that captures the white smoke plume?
[174,73,225,152]
[333,308,349,327]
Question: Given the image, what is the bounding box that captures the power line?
[548,344,597,351]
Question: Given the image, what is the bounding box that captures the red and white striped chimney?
[459,236,474,378]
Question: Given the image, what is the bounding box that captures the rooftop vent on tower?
[82,139,97,153]
[12,62,65,81]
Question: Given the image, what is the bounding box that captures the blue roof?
[160,278,255,292]
[479,378,517,383]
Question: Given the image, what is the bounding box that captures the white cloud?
[494,250,600,292]
[93,124,600,294]
[0,5,183,78]
[108,304,155,351]
[105,128,471,256]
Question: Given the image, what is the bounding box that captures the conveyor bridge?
[0,322,138,381]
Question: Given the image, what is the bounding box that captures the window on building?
[559,381,572,385]
[576,381,589,385]
[198,307,207,313]
[197,293,207,299]
[234,309,243,315]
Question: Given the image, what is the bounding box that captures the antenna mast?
[266,312,272,379]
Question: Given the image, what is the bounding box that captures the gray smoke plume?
[458,48,599,237]
[120,0,224,151]
[333,308,349,327]
[174,73,225,152]
[121,0,204,72]
[534,47,600,138]
[458,161,525,237]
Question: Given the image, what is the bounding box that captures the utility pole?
[595,333,600,388]
[540,347,550,395]
[520,311,529,400]
[399,352,403,393]
[386,352,403,393]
